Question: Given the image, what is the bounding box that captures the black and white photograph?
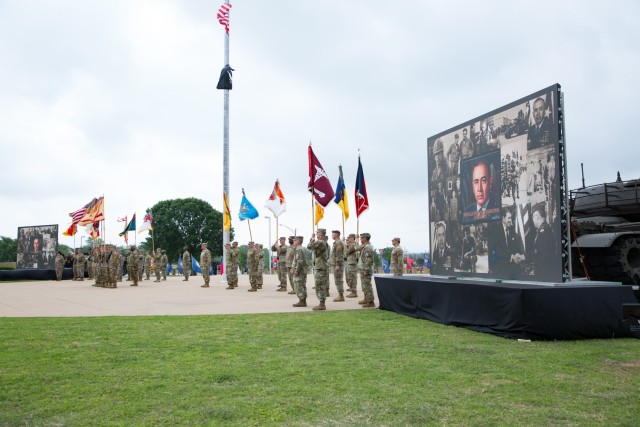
[16,225,58,270]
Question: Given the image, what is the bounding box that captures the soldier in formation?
[357,233,376,308]
[344,233,359,298]
[73,248,85,281]
[107,246,120,288]
[390,237,404,276]
[225,242,239,289]
[286,236,296,294]
[160,250,168,281]
[256,244,264,289]
[118,250,125,282]
[291,236,308,307]
[138,250,144,282]
[330,230,346,301]
[153,248,162,282]
[272,237,288,291]
[200,242,212,288]
[247,241,258,292]
[307,228,330,311]
[128,246,140,286]
[55,250,65,281]
[182,246,191,281]
[144,251,152,280]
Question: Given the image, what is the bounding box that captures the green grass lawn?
[1,310,638,426]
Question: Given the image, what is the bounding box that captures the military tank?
[570,172,640,299]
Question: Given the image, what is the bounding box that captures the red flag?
[308,145,335,207]
[355,156,369,217]
[217,3,232,34]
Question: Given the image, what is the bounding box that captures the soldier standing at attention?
[153,248,162,282]
[272,237,288,291]
[357,233,376,308]
[55,250,65,281]
[182,246,191,281]
[256,244,264,289]
[87,249,94,280]
[200,242,212,288]
[344,233,359,298]
[107,246,120,288]
[128,246,140,286]
[138,250,144,282]
[73,248,85,281]
[307,228,330,311]
[118,250,125,282]
[286,236,296,294]
[390,237,404,276]
[160,250,168,281]
[144,250,152,280]
[247,241,258,292]
[291,236,308,307]
[330,230,346,302]
[228,241,239,288]
[224,243,234,289]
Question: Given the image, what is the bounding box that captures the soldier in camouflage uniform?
[307,228,330,311]
[55,251,65,281]
[200,242,212,288]
[118,250,125,282]
[182,246,191,281]
[226,241,239,289]
[138,250,144,282]
[160,250,168,281]
[153,248,162,282]
[291,236,308,307]
[271,237,288,291]
[107,246,120,288]
[256,244,264,289]
[87,249,94,280]
[144,251,152,280]
[99,246,109,288]
[330,230,346,301]
[390,237,404,276]
[357,233,376,308]
[128,246,140,286]
[73,248,85,281]
[247,242,258,292]
[285,236,295,294]
[345,233,359,298]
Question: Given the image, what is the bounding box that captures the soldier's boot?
[333,293,345,302]
[358,299,367,305]
[248,287,257,292]
[277,287,287,292]
[130,283,138,286]
[362,301,376,308]
[287,288,296,294]
[346,290,358,298]
[312,301,327,311]
[201,284,210,288]
[182,278,188,281]
[293,298,307,307]
[257,285,262,289]
[226,285,234,290]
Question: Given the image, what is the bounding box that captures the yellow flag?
[314,202,324,226]
[223,193,232,232]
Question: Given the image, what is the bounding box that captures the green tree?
[237,245,248,273]
[150,198,232,261]
[0,236,18,262]
[58,244,73,256]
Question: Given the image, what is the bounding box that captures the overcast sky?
[1,0,639,254]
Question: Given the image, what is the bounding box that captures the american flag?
[69,199,95,225]
[217,3,232,34]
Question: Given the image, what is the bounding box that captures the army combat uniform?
[390,240,404,276]
[308,231,330,310]
[330,234,345,301]
[357,234,376,308]
[345,235,359,298]
[200,246,212,287]
[291,237,308,307]
[285,239,295,294]
[55,253,65,281]
[160,251,168,281]
[182,249,191,281]
[128,249,140,286]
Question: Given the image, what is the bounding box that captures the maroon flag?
[308,145,335,207]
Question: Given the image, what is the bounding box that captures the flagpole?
[221,0,231,285]
[311,192,315,234]
[248,220,253,242]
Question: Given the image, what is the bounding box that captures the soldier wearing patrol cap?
[357,233,376,308]
[291,236,308,307]
[431,138,450,186]
[182,246,191,281]
[390,237,404,276]
[344,233,359,297]
[272,237,288,291]
[200,242,211,287]
[308,228,330,310]
[160,250,168,281]
[330,230,346,301]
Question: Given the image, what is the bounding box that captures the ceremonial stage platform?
[374,275,638,340]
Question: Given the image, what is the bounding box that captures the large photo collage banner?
[428,85,562,282]
[16,224,59,270]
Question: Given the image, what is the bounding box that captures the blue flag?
[177,256,183,274]
[381,257,390,274]
[424,256,431,268]
[239,189,259,221]
[192,256,202,274]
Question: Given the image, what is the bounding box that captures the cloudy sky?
[1,0,639,254]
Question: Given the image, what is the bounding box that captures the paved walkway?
[0,273,378,317]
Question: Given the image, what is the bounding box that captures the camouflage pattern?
[226,246,239,287]
[160,252,168,280]
[108,249,120,288]
[87,251,94,279]
[182,249,191,280]
[118,251,125,282]
[138,251,144,281]
[73,251,85,281]
[128,249,140,286]
[256,247,264,288]
[98,248,109,287]
[391,245,404,276]
[308,237,330,302]
[331,238,345,293]
[345,240,359,292]
[153,250,162,282]
[271,241,288,287]
[247,245,258,289]
[201,247,212,286]
[285,243,295,291]
[358,242,375,303]
[55,253,65,281]
[292,245,308,299]
[144,253,152,280]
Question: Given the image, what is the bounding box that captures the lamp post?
[264,216,272,274]
[278,223,296,237]
[80,236,85,249]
